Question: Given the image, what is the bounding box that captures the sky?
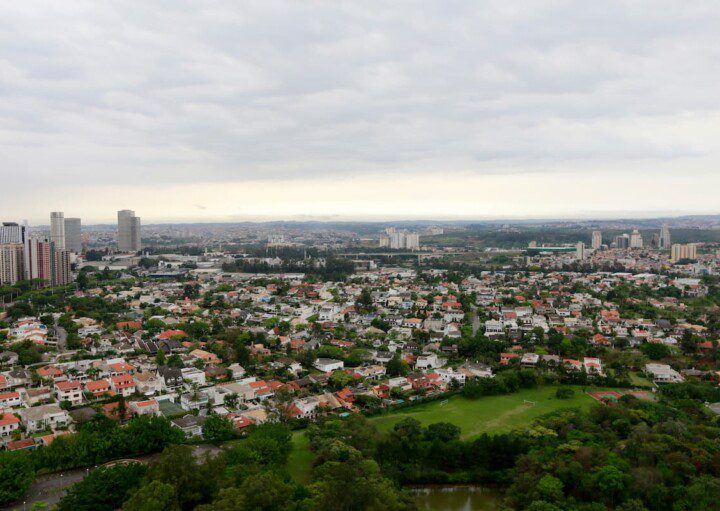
[1,1,719,224]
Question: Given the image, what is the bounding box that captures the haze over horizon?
[2,1,720,223]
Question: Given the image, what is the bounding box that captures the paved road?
[471,310,481,336]
[1,445,222,510]
[53,318,67,351]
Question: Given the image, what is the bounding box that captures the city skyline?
[2,1,720,222]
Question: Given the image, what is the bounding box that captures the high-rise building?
[670,243,697,263]
[575,242,586,260]
[613,234,629,249]
[53,248,72,286]
[659,224,671,249]
[50,212,66,250]
[591,231,602,250]
[629,229,643,249]
[405,233,420,250]
[24,238,53,284]
[0,244,25,285]
[23,237,72,286]
[64,218,82,253]
[0,222,27,244]
[118,210,141,252]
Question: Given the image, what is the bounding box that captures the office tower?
[670,243,697,263]
[591,230,602,250]
[613,234,629,249]
[575,242,586,260]
[50,212,66,250]
[64,218,82,253]
[389,231,404,249]
[0,244,25,285]
[659,224,671,249]
[117,210,141,252]
[629,229,643,249]
[0,222,26,244]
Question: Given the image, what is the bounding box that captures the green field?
[369,386,595,439]
[287,430,313,484]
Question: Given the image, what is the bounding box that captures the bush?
[555,388,575,399]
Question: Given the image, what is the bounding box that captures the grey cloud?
[1,0,719,190]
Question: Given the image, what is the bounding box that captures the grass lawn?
[629,372,654,387]
[369,386,595,439]
[286,430,313,484]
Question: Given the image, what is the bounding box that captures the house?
[313,358,344,372]
[645,363,684,384]
[520,353,540,368]
[172,414,206,437]
[583,357,604,376]
[55,380,83,406]
[0,413,20,438]
[415,353,440,369]
[190,349,221,365]
[21,405,70,433]
[500,353,520,365]
[110,374,137,397]
[435,368,466,386]
[0,391,22,409]
[129,399,160,417]
[133,371,162,396]
[180,367,207,386]
[85,379,114,399]
[158,366,184,390]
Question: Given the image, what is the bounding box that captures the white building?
[314,358,344,372]
[645,363,684,383]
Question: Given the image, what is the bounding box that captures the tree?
[145,445,220,510]
[57,463,146,511]
[385,353,409,377]
[0,451,35,505]
[674,476,720,511]
[536,474,564,502]
[203,414,236,443]
[123,481,178,511]
[237,473,293,511]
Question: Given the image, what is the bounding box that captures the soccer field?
[369,386,596,439]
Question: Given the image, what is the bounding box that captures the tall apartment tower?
[629,229,643,249]
[50,212,66,250]
[659,224,671,249]
[24,238,53,283]
[591,230,602,250]
[575,242,586,260]
[0,243,25,285]
[0,222,26,244]
[23,237,71,286]
[64,218,82,253]
[670,243,697,263]
[117,210,141,252]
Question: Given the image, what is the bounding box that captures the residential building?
[591,230,602,250]
[55,380,83,406]
[20,404,70,433]
[629,229,643,249]
[670,243,697,262]
[0,222,26,244]
[0,243,24,285]
[313,358,344,372]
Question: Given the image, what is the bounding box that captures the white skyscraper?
[117,210,141,252]
[0,222,26,244]
[591,230,602,250]
[50,212,66,250]
[64,218,82,253]
[629,229,643,249]
[575,242,586,260]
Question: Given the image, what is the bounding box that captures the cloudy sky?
[1,1,719,223]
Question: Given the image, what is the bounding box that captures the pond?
[412,485,503,511]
